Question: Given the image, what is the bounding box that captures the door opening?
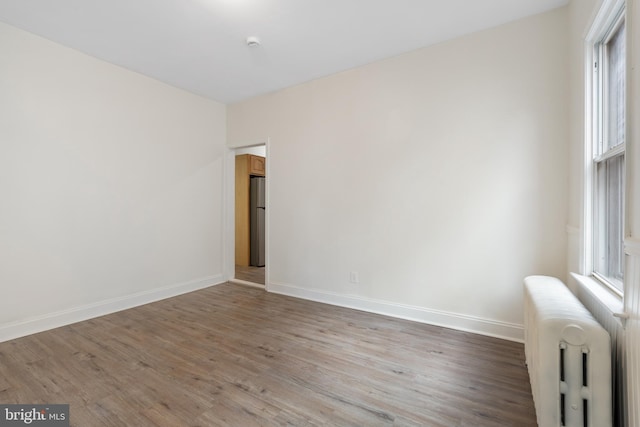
[232,144,266,287]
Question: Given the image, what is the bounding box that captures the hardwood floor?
[235,265,265,285]
[0,283,536,426]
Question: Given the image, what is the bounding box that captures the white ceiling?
[0,0,568,104]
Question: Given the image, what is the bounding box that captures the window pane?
[606,20,625,151]
[595,154,625,289]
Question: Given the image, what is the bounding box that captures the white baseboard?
[0,274,226,343]
[268,281,524,342]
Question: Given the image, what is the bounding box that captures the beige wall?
[567,0,599,228]
[0,22,227,340]
[228,8,570,340]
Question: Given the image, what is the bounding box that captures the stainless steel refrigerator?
[250,177,266,267]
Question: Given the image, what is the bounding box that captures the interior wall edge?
[268,281,524,343]
[0,274,226,344]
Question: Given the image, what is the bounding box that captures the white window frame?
[583,0,626,297]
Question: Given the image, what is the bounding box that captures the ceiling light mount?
[246,36,261,47]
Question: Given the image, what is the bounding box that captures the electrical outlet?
[349,271,359,284]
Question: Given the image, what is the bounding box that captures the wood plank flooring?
[0,283,536,426]
[235,265,265,285]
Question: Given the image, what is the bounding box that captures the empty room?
[1,0,639,426]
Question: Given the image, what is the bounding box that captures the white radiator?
[524,275,612,427]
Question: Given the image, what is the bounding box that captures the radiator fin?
[524,276,612,427]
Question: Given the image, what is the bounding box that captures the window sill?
[570,272,623,316]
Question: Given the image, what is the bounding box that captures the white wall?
[0,22,227,341]
[228,8,569,341]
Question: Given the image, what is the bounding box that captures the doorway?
[232,144,267,287]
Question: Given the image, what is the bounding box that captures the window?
[587,2,626,294]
